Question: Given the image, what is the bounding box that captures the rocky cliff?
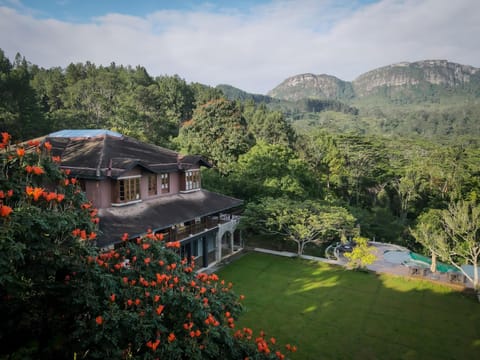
[267,60,480,102]
[267,73,354,101]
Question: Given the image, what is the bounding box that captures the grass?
[218,252,480,360]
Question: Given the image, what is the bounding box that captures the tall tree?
[245,104,295,147]
[0,51,46,139]
[242,197,357,255]
[410,209,445,273]
[441,200,480,291]
[231,141,315,201]
[176,99,253,174]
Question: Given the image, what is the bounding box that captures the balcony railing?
[162,214,240,242]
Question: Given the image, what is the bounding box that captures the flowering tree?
[71,234,295,359]
[0,132,98,357]
[0,133,295,359]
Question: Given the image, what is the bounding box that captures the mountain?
[267,60,480,104]
[266,73,355,101]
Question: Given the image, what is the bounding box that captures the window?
[115,176,140,203]
[185,170,200,191]
[160,173,170,193]
[148,174,157,195]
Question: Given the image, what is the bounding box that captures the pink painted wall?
[85,180,111,209]
[84,168,199,209]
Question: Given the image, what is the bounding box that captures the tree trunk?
[473,260,478,297]
[298,241,304,256]
[430,252,437,273]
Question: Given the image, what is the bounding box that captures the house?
[39,129,243,269]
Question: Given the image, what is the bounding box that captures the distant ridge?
[266,60,480,103]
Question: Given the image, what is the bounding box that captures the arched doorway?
[221,231,233,258]
[233,229,242,252]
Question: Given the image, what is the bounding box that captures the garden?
[219,252,480,360]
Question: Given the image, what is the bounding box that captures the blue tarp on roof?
[49,129,122,138]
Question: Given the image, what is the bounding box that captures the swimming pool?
[383,250,458,273]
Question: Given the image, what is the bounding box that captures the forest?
[1,48,480,281]
[0,47,480,246]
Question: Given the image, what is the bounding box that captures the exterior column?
[216,232,222,263]
[202,236,208,268]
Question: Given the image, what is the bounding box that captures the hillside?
[266,73,354,101]
[229,60,480,140]
[267,60,480,105]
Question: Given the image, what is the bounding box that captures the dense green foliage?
[219,252,480,360]
[1,49,480,287]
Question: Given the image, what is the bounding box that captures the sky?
[0,0,479,94]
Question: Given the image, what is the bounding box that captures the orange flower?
[16,148,25,157]
[44,141,52,151]
[110,294,116,302]
[146,339,160,351]
[43,192,57,202]
[95,316,103,325]
[27,140,40,147]
[0,205,13,217]
[144,257,151,265]
[33,166,44,175]
[156,304,164,315]
[25,165,44,175]
[166,241,181,248]
[51,156,61,163]
[167,332,176,342]
[1,132,10,145]
[56,193,65,202]
[154,295,160,302]
[25,186,44,201]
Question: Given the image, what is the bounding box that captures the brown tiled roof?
[97,190,243,247]
[38,131,210,179]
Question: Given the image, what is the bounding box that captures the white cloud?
[0,0,479,94]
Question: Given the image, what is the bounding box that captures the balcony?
[162,214,240,242]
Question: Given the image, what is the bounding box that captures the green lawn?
[218,252,480,360]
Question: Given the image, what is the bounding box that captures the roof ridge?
[96,135,108,177]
